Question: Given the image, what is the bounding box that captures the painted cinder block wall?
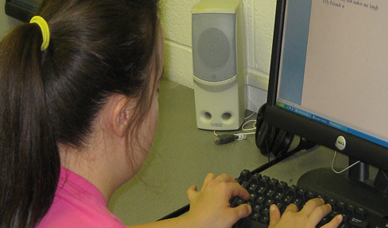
[160,0,277,112]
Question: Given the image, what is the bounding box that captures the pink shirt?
[37,167,127,228]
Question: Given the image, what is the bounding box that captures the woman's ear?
[111,95,135,137]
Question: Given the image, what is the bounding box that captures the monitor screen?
[265,0,388,172]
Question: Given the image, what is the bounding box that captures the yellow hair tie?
[30,16,50,51]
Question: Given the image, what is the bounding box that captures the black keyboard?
[231,169,388,228]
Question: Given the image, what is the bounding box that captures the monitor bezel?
[265,0,388,172]
[5,0,40,22]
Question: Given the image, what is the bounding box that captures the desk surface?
[108,79,347,226]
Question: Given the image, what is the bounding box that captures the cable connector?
[214,134,238,145]
[234,134,247,141]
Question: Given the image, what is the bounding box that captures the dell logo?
[335,136,346,150]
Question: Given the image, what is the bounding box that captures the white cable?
[331,151,360,174]
[242,120,257,131]
[245,112,255,120]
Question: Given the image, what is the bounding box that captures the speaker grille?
[192,13,237,82]
[199,28,230,68]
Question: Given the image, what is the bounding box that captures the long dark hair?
[0,0,160,227]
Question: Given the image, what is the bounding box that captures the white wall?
[160,0,276,111]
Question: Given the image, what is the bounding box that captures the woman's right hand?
[269,198,343,228]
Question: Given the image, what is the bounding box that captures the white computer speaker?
[192,0,246,130]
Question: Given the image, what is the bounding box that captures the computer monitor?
[265,0,388,213]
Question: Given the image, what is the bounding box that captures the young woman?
[0,0,342,227]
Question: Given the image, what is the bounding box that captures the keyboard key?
[234,198,245,206]
[355,207,368,220]
[346,204,355,215]
[241,181,249,189]
[260,216,269,225]
[291,198,303,209]
[274,192,284,203]
[315,193,326,202]
[260,176,270,187]
[252,204,262,212]
[318,216,330,227]
[288,185,298,197]
[256,196,265,206]
[277,181,288,193]
[260,207,270,221]
[250,192,256,199]
[329,211,340,220]
[275,202,285,213]
[306,190,315,201]
[268,179,279,190]
[238,170,252,183]
[265,189,275,200]
[257,186,266,195]
[249,211,260,222]
[251,173,261,185]
[297,188,307,200]
[349,217,368,228]
[264,199,274,207]
[336,200,346,214]
[327,198,336,210]
[283,195,293,205]
[248,184,258,193]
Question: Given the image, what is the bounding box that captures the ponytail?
[0,22,60,228]
[1,0,159,227]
